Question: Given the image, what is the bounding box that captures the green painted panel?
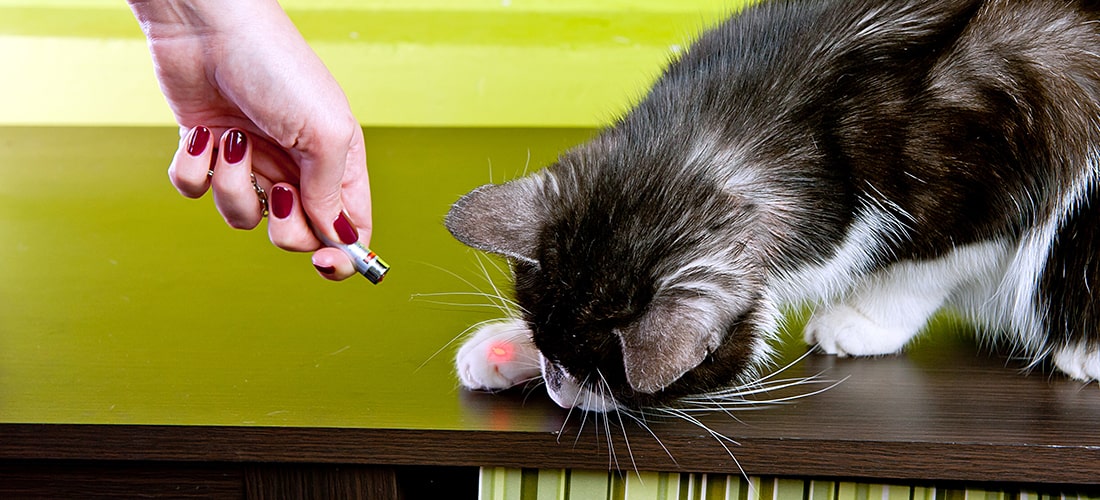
[810,480,838,500]
[775,478,808,500]
[0,0,755,127]
[523,469,543,500]
[0,126,593,429]
[481,467,526,500]
[872,483,912,500]
[703,474,729,500]
[568,470,611,499]
[683,473,705,500]
[914,487,937,500]
[838,482,882,500]
[537,469,568,500]
[660,472,682,500]
[623,472,662,500]
[942,488,968,500]
[0,2,742,44]
[968,489,1005,500]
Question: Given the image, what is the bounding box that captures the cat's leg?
[805,274,946,357]
[805,242,1007,357]
[455,318,543,391]
[1052,344,1100,381]
[1033,186,1100,383]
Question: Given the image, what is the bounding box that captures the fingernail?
[270,186,293,219]
[186,126,210,156]
[333,212,359,245]
[224,129,247,164]
[314,264,336,275]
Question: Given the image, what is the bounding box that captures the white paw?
[455,318,542,391]
[1052,343,1100,382]
[804,304,915,357]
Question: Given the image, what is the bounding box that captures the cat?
[445,0,1100,413]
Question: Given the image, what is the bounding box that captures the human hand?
[129,0,370,281]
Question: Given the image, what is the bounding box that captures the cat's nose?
[541,359,578,408]
[542,360,619,412]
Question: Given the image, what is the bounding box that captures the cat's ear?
[445,177,547,265]
[617,298,723,394]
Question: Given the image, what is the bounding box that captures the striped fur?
[446,0,1100,411]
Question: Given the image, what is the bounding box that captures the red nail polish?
[224,129,247,164]
[186,126,210,156]
[270,186,293,219]
[314,264,336,275]
[333,212,359,245]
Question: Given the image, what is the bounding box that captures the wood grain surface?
[2,334,1098,483]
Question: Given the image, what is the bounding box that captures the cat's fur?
[446,0,1100,411]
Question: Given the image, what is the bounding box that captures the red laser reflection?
[487,341,514,363]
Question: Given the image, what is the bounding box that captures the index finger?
[168,125,215,198]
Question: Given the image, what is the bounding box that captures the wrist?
[127,0,285,40]
[129,0,206,39]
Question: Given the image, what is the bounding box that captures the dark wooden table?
[2,128,1099,498]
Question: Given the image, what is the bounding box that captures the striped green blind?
[480,467,1100,500]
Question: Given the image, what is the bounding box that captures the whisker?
[597,353,838,483]
[724,349,818,393]
[654,406,751,483]
[415,317,507,372]
[595,379,622,473]
[674,349,843,413]
[556,406,573,445]
[692,393,748,424]
[520,379,547,405]
[410,291,521,310]
[409,259,522,317]
[410,287,517,319]
[602,406,617,472]
[409,255,530,377]
[565,375,592,449]
[655,407,739,445]
[473,253,526,315]
[479,253,517,295]
[680,374,835,403]
[617,409,678,467]
[408,297,515,312]
[679,376,847,412]
[594,370,635,474]
[411,260,491,297]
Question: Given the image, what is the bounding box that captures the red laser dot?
[488,342,514,362]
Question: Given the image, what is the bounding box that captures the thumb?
[297,122,372,248]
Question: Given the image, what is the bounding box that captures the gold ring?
[250,172,268,217]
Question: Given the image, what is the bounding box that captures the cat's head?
[445,136,775,411]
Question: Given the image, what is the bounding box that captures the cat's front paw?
[804,304,914,357]
[455,318,542,391]
[1052,343,1100,382]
